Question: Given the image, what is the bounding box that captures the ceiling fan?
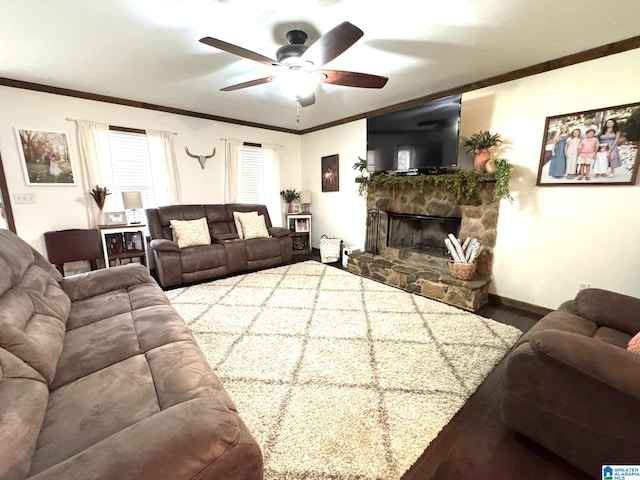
[199,21,388,107]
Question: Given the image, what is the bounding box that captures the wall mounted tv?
[367,94,461,174]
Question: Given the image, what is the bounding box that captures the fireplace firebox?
[386,213,461,258]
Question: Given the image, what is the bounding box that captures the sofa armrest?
[60,264,151,302]
[268,226,291,238]
[150,238,180,252]
[573,288,640,335]
[530,329,640,398]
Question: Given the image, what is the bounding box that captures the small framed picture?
[321,154,339,192]
[290,202,302,213]
[105,211,127,225]
[294,218,309,233]
[105,233,123,255]
[124,232,143,251]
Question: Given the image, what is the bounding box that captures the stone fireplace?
[348,180,500,310]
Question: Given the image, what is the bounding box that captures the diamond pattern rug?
[166,261,522,479]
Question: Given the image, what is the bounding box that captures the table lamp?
[299,190,311,213]
[122,191,143,224]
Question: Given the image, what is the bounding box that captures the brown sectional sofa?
[0,229,262,480]
[501,288,640,477]
[146,204,292,288]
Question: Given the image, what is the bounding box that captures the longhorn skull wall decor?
[185,146,216,169]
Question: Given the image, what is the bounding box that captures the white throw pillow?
[239,214,270,239]
[170,217,211,248]
[233,211,258,239]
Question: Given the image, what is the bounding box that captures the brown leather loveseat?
[501,288,640,477]
[146,204,292,288]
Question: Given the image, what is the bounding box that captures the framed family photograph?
[15,128,75,185]
[321,154,339,192]
[536,102,640,186]
[294,218,309,233]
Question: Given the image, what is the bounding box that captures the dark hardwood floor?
[316,253,592,480]
[402,301,592,480]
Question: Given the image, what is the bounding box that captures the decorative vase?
[484,158,497,174]
[473,149,491,174]
[97,209,106,226]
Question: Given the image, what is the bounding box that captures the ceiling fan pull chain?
[296,100,300,123]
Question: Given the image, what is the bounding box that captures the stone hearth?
[347,180,499,311]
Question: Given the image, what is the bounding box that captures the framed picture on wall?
[321,154,339,192]
[536,101,640,186]
[15,128,75,185]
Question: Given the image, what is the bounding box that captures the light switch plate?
[13,192,36,204]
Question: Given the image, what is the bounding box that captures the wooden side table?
[285,214,312,262]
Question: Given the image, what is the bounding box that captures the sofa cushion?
[180,244,227,274]
[54,275,194,390]
[31,355,161,475]
[239,214,270,239]
[170,218,211,248]
[33,341,241,477]
[245,237,282,261]
[232,211,257,239]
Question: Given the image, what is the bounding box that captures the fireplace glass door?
[387,213,461,258]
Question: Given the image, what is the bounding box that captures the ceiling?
[2,0,640,133]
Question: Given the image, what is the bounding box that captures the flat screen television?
[367,94,461,174]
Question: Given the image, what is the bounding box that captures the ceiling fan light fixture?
[274,68,323,99]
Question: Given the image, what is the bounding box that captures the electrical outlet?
[577,281,590,292]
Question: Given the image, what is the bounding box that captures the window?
[396,145,414,170]
[108,129,155,209]
[238,144,264,203]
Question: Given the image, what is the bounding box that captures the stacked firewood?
[444,234,481,264]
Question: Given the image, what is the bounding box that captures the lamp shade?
[121,191,143,209]
[299,190,311,205]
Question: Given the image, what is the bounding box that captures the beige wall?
[0,87,301,253]
[2,47,639,309]
[463,48,640,308]
[300,121,367,250]
[301,48,640,308]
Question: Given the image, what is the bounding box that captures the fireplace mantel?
[347,180,500,311]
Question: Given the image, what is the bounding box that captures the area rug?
[166,261,522,479]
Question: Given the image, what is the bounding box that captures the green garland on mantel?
[353,158,512,201]
[364,171,480,200]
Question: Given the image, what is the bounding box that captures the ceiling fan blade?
[220,76,275,91]
[200,37,278,66]
[302,21,363,67]
[320,70,388,89]
[296,92,316,107]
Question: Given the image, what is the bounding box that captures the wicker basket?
[448,260,477,280]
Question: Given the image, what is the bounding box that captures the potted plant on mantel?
[463,130,502,174]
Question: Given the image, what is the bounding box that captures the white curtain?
[262,143,282,227]
[224,139,244,204]
[75,120,112,226]
[146,130,182,206]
